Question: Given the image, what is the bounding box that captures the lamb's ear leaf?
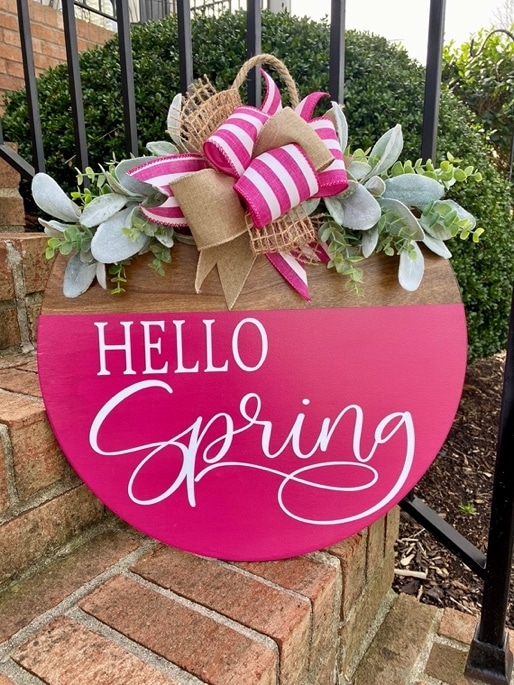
[32,173,81,223]
[383,174,444,208]
[63,253,97,298]
[422,233,452,258]
[366,124,403,178]
[398,242,425,291]
[80,193,128,228]
[361,225,379,258]
[91,207,149,263]
[330,101,348,151]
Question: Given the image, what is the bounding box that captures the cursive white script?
[89,380,415,525]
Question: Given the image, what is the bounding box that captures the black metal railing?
[0,1,513,683]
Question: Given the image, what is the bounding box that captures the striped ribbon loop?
[234,143,319,229]
[127,154,207,227]
[203,106,270,178]
[309,118,347,197]
[260,68,283,115]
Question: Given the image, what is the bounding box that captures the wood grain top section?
[42,242,462,315]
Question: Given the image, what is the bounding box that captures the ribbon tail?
[196,233,256,310]
[266,251,311,301]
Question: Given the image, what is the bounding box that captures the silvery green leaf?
[167,92,183,145]
[383,174,444,208]
[398,242,425,291]
[32,173,81,223]
[361,225,379,258]
[348,160,372,181]
[364,175,386,197]
[146,141,179,156]
[367,124,403,178]
[115,157,154,196]
[422,233,452,258]
[91,206,150,263]
[155,232,174,248]
[63,252,97,298]
[340,183,382,230]
[96,262,107,289]
[324,195,345,225]
[103,169,140,198]
[330,101,348,151]
[301,198,321,215]
[379,197,425,240]
[80,192,128,228]
[38,218,72,237]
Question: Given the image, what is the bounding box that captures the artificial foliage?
[1,10,513,358]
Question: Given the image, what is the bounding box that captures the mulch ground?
[393,351,514,627]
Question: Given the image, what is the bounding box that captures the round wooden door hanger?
[37,245,467,561]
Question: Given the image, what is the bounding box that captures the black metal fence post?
[464,287,514,684]
[14,0,45,174]
[329,0,345,104]
[61,0,89,173]
[421,0,445,162]
[115,0,139,156]
[177,0,193,93]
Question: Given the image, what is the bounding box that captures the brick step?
[0,513,401,685]
[352,591,512,685]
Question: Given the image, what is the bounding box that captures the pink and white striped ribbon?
[234,143,319,229]
[127,154,207,227]
[266,251,310,301]
[203,106,269,178]
[260,68,283,115]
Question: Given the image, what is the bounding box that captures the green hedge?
[2,10,513,359]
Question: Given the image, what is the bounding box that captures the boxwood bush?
[1,10,512,360]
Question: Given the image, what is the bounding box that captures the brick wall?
[0,0,114,104]
[0,233,52,354]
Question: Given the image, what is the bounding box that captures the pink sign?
[37,304,466,560]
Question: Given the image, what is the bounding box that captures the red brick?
[0,242,15,300]
[385,506,400,554]
[26,293,44,344]
[438,608,477,645]
[2,28,20,48]
[0,10,20,32]
[0,190,24,227]
[6,234,52,293]
[0,529,140,642]
[0,675,15,685]
[133,546,310,685]
[0,144,21,188]
[328,531,367,619]
[0,305,20,351]
[80,574,277,685]
[0,368,41,397]
[366,515,386,582]
[13,616,180,685]
[0,391,66,499]
[0,433,10,515]
[424,641,469,684]
[236,555,339,684]
[0,485,104,583]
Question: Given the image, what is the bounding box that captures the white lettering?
[89,383,415,525]
[142,321,168,374]
[95,321,136,376]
